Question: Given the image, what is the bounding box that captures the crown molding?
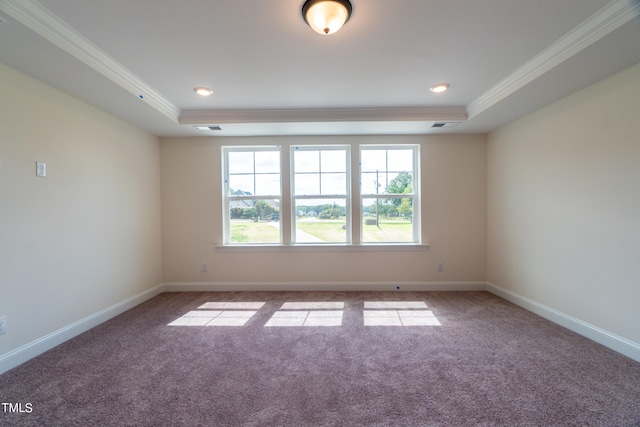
[0,0,181,122]
[180,107,467,125]
[466,0,640,119]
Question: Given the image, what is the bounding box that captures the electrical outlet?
[437,262,445,272]
[36,161,46,177]
[201,263,208,272]
[0,316,7,335]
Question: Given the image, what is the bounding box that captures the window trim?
[221,142,423,249]
[222,145,283,245]
[359,145,421,244]
[291,145,351,245]
[216,244,430,252]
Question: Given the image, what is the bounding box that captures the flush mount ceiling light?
[194,87,213,96]
[430,83,450,93]
[302,0,352,35]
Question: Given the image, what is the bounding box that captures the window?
[292,146,349,243]
[360,146,419,243]
[222,143,420,247]
[223,147,281,244]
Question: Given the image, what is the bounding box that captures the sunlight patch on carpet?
[280,302,344,310]
[364,302,440,326]
[265,310,343,327]
[364,301,427,309]
[168,304,264,327]
[168,300,440,328]
[199,302,265,310]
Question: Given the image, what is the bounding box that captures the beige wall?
[487,63,640,343]
[161,134,487,287]
[0,63,163,355]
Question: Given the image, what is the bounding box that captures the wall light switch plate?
[36,161,46,177]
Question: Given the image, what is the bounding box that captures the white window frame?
[222,146,282,245]
[219,143,425,250]
[290,145,351,244]
[359,145,420,244]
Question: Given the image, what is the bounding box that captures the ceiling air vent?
[431,122,460,128]
[195,125,222,131]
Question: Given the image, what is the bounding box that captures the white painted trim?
[0,284,164,375]
[179,107,468,125]
[466,0,640,118]
[216,244,430,253]
[163,281,486,292]
[486,282,640,363]
[0,0,181,122]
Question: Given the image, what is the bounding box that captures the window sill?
[216,244,430,253]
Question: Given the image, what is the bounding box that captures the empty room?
[1,1,639,425]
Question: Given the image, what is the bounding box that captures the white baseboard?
[486,282,640,362]
[162,281,487,292]
[0,284,164,375]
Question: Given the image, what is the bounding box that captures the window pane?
[254,151,280,173]
[228,151,254,174]
[255,173,281,196]
[361,171,388,195]
[321,172,346,195]
[229,200,280,244]
[362,197,413,243]
[229,174,254,195]
[228,149,281,196]
[361,147,414,197]
[293,147,348,196]
[387,149,413,172]
[294,199,347,243]
[321,150,346,172]
[386,172,414,195]
[295,173,320,195]
[294,150,319,173]
[360,149,386,172]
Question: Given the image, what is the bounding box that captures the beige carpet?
[1,291,639,426]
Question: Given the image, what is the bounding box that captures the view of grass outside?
[230,220,280,243]
[362,219,413,242]
[296,218,346,242]
[361,197,414,242]
[230,217,413,243]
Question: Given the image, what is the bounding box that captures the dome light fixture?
[302,0,352,35]
[430,83,450,93]
[194,87,213,96]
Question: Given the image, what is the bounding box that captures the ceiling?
[1,0,639,137]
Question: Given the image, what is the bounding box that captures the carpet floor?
[1,291,639,426]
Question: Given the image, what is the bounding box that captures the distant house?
[229,190,255,209]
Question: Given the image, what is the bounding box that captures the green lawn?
[362,220,413,242]
[230,218,413,243]
[296,220,347,242]
[230,220,280,243]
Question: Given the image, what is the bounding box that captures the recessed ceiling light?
[194,87,213,96]
[430,83,450,93]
